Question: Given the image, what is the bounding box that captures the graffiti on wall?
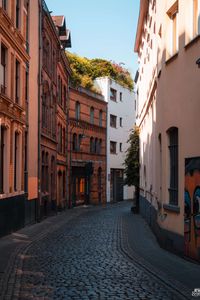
[184,157,200,261]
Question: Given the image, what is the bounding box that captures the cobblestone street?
[0,202,197,300]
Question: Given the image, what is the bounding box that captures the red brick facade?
[68,87,107,206]
[40,5,71,216]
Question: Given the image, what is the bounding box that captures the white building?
[95,77,135,202]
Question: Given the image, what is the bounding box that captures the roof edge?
[134,0,149,53]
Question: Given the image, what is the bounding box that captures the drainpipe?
[37,0,42,222]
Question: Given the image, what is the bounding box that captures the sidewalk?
[122,207,200,294]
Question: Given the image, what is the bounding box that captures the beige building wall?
[135,0,200,259]
[28,0,40,200]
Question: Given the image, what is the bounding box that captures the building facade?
[95,77,135,203]
[40,2,71,216]
[135,0,200,261]
[52,16,71,210]
[0,0,31,235]
[68,86,107,206]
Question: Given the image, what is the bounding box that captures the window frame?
[110,88,117,102]
[90,107,94,124]
[167,127,178,206]
[110,114,117,128]
[110,141,117,154]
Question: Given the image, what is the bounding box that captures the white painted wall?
[95,77,136,202]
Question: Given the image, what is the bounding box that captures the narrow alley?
[0,201,198,300]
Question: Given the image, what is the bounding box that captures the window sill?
[165,52,178,65]
[185,34,200,50]
[0,191,24,199]
[163,203,180,213]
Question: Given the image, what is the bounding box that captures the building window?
[42,151,45,193]
[95,138,98,153]
[51,156,55,199]
[63,171,66,198]
[58,76,61,105]
[98,139,102,154]
[90,137,95,153]
[0,126,5,194]
[90,107,94,124]
[167,1,178,55]
[63,128,65,154]
[14,131,19,191]
[110,88,117,101]
[58,124,62,153]
[119,117,122,127]
[78,134,83,152]
[2,0,7,10]
[75,101,80,120]
[99,110,103,127]
[1,44,7,94]
[45,153,49,192]
[25,0,29,52]
[72,133,77,151]
[64,86,66,111]
[24,131,28,193]
[15,59,20,104]
[193,0,199,37]
[16,0,20,29]
[110,141,117,154]
[110,114,117,128]
[120,92,122,101]
[25,68,29,102]
[167,127,178,205]
[119,143,122,152]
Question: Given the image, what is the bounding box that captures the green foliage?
[124,126,140,187]
[66,52,134,91]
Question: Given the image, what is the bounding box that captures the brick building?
[52,16,71,210]
[40,2,71,216]
[0,0,30,235]
[68,87,107,206]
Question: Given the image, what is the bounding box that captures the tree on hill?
[124,126,140,211]
[66,52,134,91]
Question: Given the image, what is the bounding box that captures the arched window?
[0,126,5,193]
[14,131,20,191]
[63,171,66,198]
[99,110,103,127]
[75,101,80,120]
[51,156,55,200]
[90,137,94,153]
[72,133,77,151]
[63,128,66,154]
[90,107,94,124]
[42,151,45,193]
[78,134,83,152]
[95,138,98,153]
[167,127,178,205]
[45,152,49,192]
[98,139,102,154]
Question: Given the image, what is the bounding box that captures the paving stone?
[0,202,191,299]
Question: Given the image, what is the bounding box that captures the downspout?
[37,0,42,222]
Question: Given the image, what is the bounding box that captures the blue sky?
[45,0,140,79]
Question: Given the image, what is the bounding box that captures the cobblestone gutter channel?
[118,216,191,300]
[0,204,193,300]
